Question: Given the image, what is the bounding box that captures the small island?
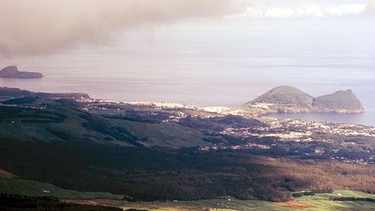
[243,86,364,114]
[0,66,43,79]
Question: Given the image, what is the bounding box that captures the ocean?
[1,21,375,126]
[1,52,374,126]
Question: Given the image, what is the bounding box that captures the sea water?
[1,52,374,126]
[1,21,375,126]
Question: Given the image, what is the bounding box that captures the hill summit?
[244,86,364,113]
[249,86,313,112]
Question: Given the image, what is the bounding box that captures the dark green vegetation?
[244,85,364,113]
[0,87,89,99]
[0,176,123,199]
[0,87,213,148]
[0,87,374,206]
[0,105,212,148]
[2,136,375,202]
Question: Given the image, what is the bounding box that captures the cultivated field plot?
[119,190,375,211]
[120,199,291,211]
[293,190,375,211]
[1,177,374,211]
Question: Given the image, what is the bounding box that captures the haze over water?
[1,1,375,126]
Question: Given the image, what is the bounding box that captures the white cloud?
[326,4,367,16]
[245,3,367,19]
[265,8,294,18]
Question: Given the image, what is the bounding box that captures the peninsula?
[0,65,43,78]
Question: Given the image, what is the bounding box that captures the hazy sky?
[1,0,374,56]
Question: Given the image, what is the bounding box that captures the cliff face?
[0,66,43,78]
[244,86,364,114]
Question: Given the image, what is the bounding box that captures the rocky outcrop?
[244,86,364,114]
[0,66,43,78]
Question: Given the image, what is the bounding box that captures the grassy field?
[1,175,374,211]
[291,190,375,211]
[118,190,375,211]
[115,199,290,211]
[0,177,123,200]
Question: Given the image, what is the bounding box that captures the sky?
[1,0,375,106]
[1,0,374,56]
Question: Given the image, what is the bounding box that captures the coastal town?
[1,86,374,166]
[215,118,375,164]
[1,87,375,207]
[80,97,375,165]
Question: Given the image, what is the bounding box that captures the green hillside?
[0,88,374,205]
[312,90,364,113]
[0,177,123,199]
[0,104,211,148]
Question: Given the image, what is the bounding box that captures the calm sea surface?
[1,55,374,126]
[1,25,375,126]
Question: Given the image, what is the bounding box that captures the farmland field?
[0,177,123,200]
[1,172,375,210]
[292,190,375,211]
[118,190,375,211]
